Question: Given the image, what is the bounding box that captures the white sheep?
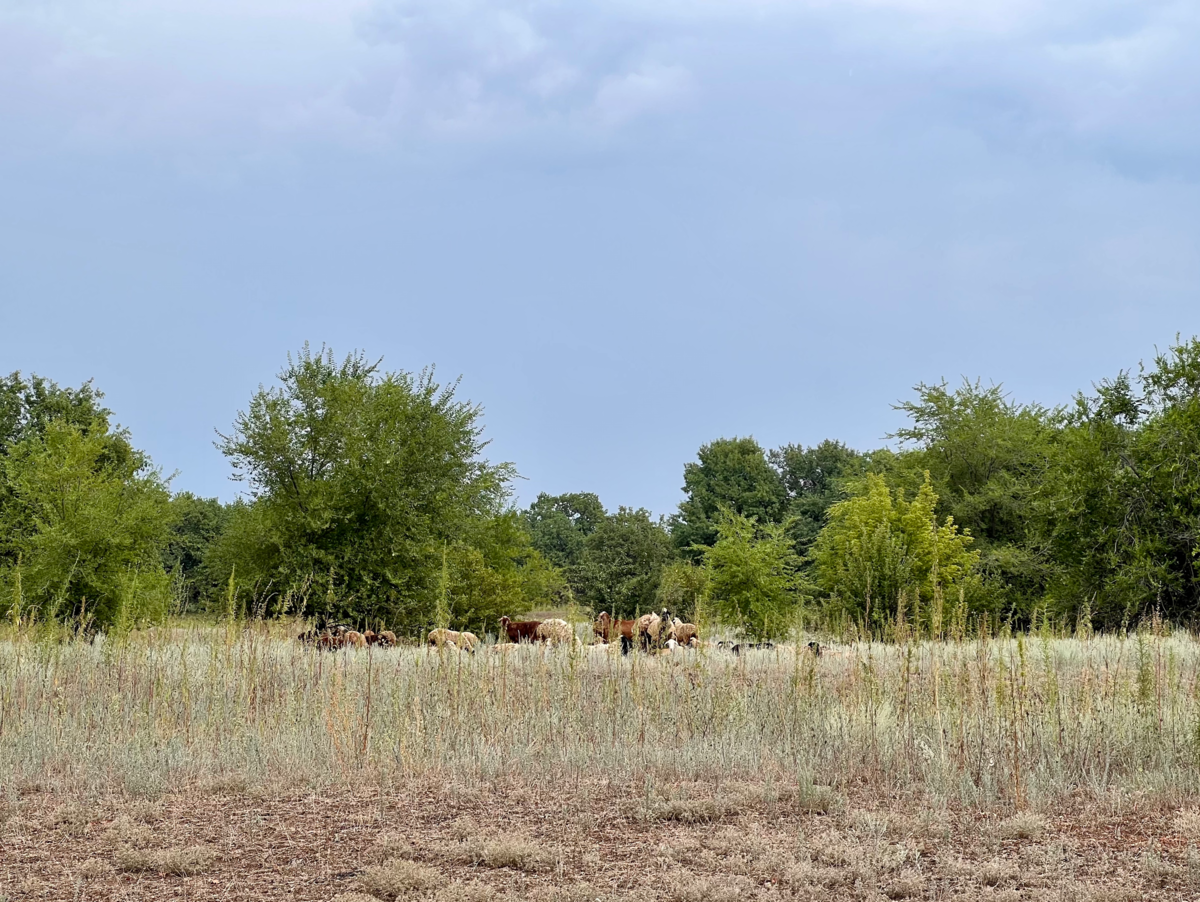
[535,618,572,645]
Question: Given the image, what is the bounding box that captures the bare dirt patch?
[3,780,1198,901]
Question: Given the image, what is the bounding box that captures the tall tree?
[702,508,802,641]
[1041,340,1200,627]
[1,418,174,629]
[811,473,979,633]
[214,344,525,629]
[769,440,865,556]
[163,493,232,612]
[672,437,786,556]
[573,507,674,617]
[523,492,605,569]
[890,380,1057,620]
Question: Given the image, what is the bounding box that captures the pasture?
[3,622,1200,900]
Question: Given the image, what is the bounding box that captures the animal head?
[499,616,511,629]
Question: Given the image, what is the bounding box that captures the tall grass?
[1,621,1198,810]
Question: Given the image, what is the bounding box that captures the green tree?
[655,559,709,623]
[769,440,865,556]
[890,380,1057,620]
[701,509,802,641]
[442,512,569,636]
[1040,339,1200,627]
[522,492,605,569]
[574,507,674,616]
[0,418,174,629]
[213,344,521,630]
[672,437,787,556]
[811,473,978,632]
[163,493,232,612]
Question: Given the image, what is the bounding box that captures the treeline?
[6,339,1200,639]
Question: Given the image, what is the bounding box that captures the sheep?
[535,618,572,645]
[498,616,542,643]
[344,630,367,649]
[668,618,699,647]
[636,610,671,651]
[593,612,636,644]
[457,631,480,653]
[377,630,397,647]
[427,628,479,652]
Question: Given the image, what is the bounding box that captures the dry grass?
[3,622,1200,899]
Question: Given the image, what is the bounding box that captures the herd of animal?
[297,625,397,649]
[296,610,825,657]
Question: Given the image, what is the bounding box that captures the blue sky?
[2,0,1198,516]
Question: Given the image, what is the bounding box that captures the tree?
[811,473,978,632]
[441,512,569,636]
[0,418,174,629]
[701,509,802,641]
[523,492,605,569]
[890,380,1057,620]
[163,493,232,612]
[656,559,709,623]
[573,507,674,616]
[214,344,525,630]
[1040,339,1200,627]
[769,440,865,556]
[672,437,787,556]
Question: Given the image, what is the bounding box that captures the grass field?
[3,621,1200,900]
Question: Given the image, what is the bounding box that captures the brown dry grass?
[3,779,1200,900]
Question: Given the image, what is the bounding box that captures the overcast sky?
[2,0,1198,515]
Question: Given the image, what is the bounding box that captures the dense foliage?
[0,374,174,630]
[13,336,1200,638]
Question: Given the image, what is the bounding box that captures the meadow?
[4,621,1200,901]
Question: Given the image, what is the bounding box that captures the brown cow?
[498,616,541,643]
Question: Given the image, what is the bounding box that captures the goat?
[593,612,636,644]
[807,641,822,657]
[536,618,572,645]
[498,616,542,643]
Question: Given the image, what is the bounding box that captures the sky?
[2,0,1199,517]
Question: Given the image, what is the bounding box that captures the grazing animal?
[377,630,397,647]
[636,610,671,651]
[428,628,476,652]
[731,642,775,656]
[619,635,634,655]
[498,616,542,643]
[457,631,479,653]
[807,641,822,657]
[345,630,367,649]
[668,618,699,647]
[593,612,636,643]
[536,618,572,645]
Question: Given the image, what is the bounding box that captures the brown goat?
[593,612,636,643]
[498,616,541,643]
